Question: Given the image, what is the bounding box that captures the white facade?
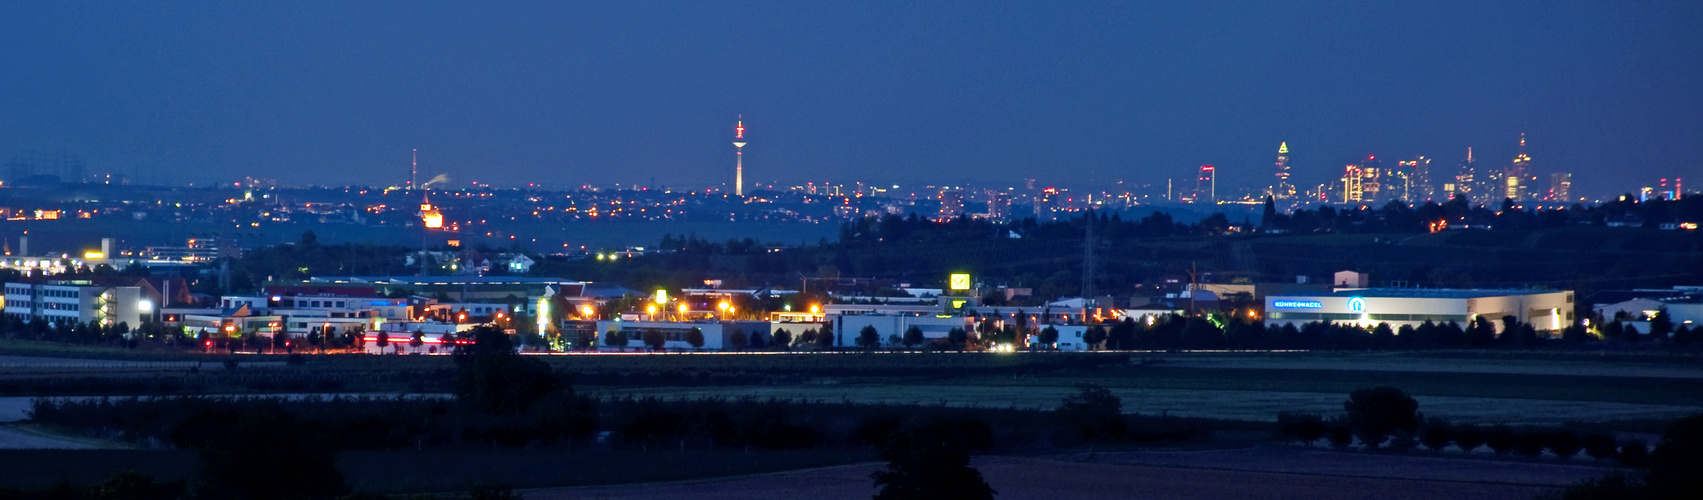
[364,322,475,354]
[1265,288,1575,333]
[833,314,971,347]
[1594,298,1666,322]
[596,320,726,350]
[1029,325,1091,351]
[4,282,147,327]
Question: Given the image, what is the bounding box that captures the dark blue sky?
[2,1,1698,196]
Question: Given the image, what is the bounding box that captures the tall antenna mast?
[410,149,418,191]
[733,115,747,197]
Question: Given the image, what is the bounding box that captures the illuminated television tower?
[410,148,418,191]
[733,117,747,197]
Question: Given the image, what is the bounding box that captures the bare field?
[598,384,1702,426]
[1160,353,1703,379]
[524,451,1579,500]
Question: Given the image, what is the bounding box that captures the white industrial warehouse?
[1264,288,1575,333]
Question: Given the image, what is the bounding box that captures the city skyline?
[1,1,1699,197]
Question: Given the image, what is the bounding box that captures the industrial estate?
[3,3,1701,499]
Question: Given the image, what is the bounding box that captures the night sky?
[2,1,1699,196]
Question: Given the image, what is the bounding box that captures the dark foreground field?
[527,447,1608,500]
[0,448,872,493]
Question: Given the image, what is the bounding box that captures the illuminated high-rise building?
[1196,165,1216,204]
[1357,155,1382,203]
[1341,164,1364,204]
[1034,187,1059,220]
[1479,168,1505,207]
[1449,147,1475,202]
[937,189,965,220]
[1404,156,1433,201]
[732,117,747,197]
[1549,172,1572,202]
[985,189,1012,220]
[1270,142,1295,200]
[1506,133,1535,202]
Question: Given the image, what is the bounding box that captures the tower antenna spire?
[411,148,418,191]
[732,115,747,197]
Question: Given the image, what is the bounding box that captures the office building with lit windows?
[1264,288,1575,334]
[3,281,149,327]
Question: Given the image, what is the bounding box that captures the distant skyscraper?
[1506,133,1535,202]
[1549,172,1572,202]
[986,189,1012,220]
[1358,155,1382,203]
[1405,156,1434,201]
[1034,187,1058,220]
[732,117,747,197]
[1271,142,1295,200]
[938,189,965,220]
[1479,168,1505,207]
[1450,147,1475,202]
[1196,165,1216,204]
[1341,164,1364,204]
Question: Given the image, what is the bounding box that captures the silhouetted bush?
[1618,439,1651,468]
[1343,386,1420,450]
[1516,432,1549,457]
[1548,431,1583,461]
[1420,425,1454,452]
[1328,425,1354,449]
[1487,425,1518,455]
[871,429,996,500]
[1581,433,1618,461]
[1056,384,1125,442]
[1278,413,1327,447]
[1454,426,1486,454]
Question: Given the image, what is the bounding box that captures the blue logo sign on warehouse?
[1347,296,1366,313]
[1272,300,1323,309]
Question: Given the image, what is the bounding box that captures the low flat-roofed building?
[1265,288,1575,334]
[832,314,970,347]
[596,320,727,351]
[307,276,584,301]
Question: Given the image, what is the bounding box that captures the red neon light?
[363,335,451,344]
[735,124,744,139]
[1201,165,1214,171]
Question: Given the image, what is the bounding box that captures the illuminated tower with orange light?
[1270,142,1295,200]
[733,117,747,197]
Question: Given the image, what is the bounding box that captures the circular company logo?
[1347,296,1366,313]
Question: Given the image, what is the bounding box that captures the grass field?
[0,448,873,493]
[525,452,1582,500]
[595,384,1701,427]
[2,345,1698,429]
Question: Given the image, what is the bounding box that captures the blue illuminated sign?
[1272,300,1323,309]
[1347,297,1366,313]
